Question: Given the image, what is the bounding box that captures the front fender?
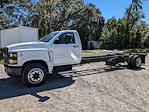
[16,48,50,66]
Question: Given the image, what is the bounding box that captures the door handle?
[73,45,79,48]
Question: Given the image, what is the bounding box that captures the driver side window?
[54,34,65,44]
[54,32,75,44]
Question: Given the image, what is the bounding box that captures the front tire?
[22,63,48,87]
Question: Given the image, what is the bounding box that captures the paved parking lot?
[1,55,149,112]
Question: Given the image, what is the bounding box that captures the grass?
[82,50,104,57]
[83,48,149,58]
[0,60,4,64]
[82,49,114,57]
[124,48,149,53]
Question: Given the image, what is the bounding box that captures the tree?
[30,0,86,37]
[100,17,121,49]
[100,0,149,50]
[124,0,145,48]
[0,0,32,29]
[29,0,104,50]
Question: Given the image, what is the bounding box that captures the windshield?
[40,31,59,42]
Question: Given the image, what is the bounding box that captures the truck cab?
[3,30,82,86]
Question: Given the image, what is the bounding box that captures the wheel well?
[22,60,49,72]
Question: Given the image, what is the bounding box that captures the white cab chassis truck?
[2,30,146,86]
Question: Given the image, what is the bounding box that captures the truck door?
[52,32,82,66]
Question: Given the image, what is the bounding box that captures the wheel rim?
[27,68,44,84]
[135,57,142,67]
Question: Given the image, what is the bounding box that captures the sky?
[84,0,149,24]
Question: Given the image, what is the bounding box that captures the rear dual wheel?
[127,55,142,68]
[127,55,134,67]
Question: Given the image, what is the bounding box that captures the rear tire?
[127,55,134,68]
[131,55,142,68]
[22,63,48,87]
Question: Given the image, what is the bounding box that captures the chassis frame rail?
[81,53,147,68]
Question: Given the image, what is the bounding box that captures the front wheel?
[22,63,48,87]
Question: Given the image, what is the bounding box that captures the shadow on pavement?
[0,74,75,101]
[62,65,145,78]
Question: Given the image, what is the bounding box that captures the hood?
[7,42,48,52]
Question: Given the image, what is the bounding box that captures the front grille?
[2,47,9,64]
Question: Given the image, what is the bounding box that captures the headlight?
[8,52,18,64]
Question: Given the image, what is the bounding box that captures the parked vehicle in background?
[2,30,147,86]
[0,26,38,48]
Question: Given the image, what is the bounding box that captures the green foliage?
[0,0,32,29]
[100,0,149,50]
[30,1,104,44]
